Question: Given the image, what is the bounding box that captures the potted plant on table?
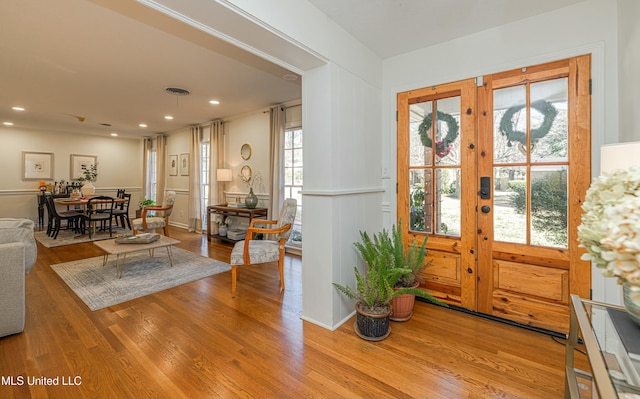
[333,225,446,341]
[77,164,97,196]
[136,198,156,218]
[215,215,230,237]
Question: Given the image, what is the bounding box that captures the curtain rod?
[263,104,300,114]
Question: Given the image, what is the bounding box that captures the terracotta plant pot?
[354,301,391,341]
[390,282,420,322]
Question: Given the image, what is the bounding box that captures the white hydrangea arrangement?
[578,165,640,285]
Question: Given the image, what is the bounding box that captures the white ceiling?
[0,0,584,138]
[0,0,302,138]
[308,0,585,58]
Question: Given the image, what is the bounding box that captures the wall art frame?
[180,153,189,176]
[169,154,178,176]
[70,154,97,180]
[22,151,54,180]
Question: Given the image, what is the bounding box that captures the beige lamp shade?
[216,168,232,182]
[600,141,640,174]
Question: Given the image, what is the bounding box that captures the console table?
[206,205,268,243]
[565,294,640,398]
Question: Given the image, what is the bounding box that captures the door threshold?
[417,297,566,339]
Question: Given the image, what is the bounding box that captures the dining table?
[53,196,129,238]
[54,196,128,214]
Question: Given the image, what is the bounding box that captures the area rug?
[50,248,231,311]
[35,227,131,248]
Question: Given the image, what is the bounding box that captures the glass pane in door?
[494,86,527,164]
[530,166,568,247]
[409,101,433,167]
[434,96,461,166]
[530,78,568,163]
[435,168,460,236]
[493,166,527,244]
[409,169,432,233]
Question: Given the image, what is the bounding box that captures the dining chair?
[229,198,297,297]
[81,196,115,239]
[44,195,82,239]
[132,191,176,236]
[112,193,132,229]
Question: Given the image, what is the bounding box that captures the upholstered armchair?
[132,191,176,236]
[229,198,297,297]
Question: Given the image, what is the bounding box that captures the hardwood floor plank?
[0,226,585,398]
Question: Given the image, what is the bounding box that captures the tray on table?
[115,233,161,244]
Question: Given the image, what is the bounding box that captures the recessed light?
[11,107,25,111]
[139,123,147,128]
[3,122,14,126]
[209,100,220,105]
[110,133,118,137]
[164,115,174,120]
[282,73,298,81]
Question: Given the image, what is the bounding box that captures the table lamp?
[216,169,232,205]
[600,141,640,173]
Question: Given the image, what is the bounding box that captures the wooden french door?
[397,55,592,333]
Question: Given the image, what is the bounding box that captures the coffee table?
[93,235,181,278]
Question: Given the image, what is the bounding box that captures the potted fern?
[388,219,436,321]
[334,226,445,341]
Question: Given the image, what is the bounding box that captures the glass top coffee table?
[93,234,181,278]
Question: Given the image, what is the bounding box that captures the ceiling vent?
[165,87,190,96]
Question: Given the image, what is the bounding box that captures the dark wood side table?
[206,205,268,243]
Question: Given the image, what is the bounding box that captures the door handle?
[481,205,491,213]
[480,176,491,199]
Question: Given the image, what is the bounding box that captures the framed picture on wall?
[180,153,189,176]
[22,151,54,180]
[169,155,178,176]
[70,154,97,180]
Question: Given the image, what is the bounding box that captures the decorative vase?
[623,283,640,326]
[354,301,391,341]
[218,225,228,237]
[81,180,95,196]
[245,188,258,209]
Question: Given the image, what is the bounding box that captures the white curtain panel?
[269,105,285,219]
[156,134,167,205]
[208,120,225,234]
[188,126,202,232]
[142,138,151,200]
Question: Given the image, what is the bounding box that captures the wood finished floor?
[0,226,589,399]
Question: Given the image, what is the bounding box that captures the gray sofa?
[0,218,37,338]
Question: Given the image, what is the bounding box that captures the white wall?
[301,62,384,329]
[0,127,142,225]
[165,128,191,228]
[618,0,640,142]
[224,110,270,206]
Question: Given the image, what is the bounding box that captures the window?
[284,127,302,247]
[201,141,210,231]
